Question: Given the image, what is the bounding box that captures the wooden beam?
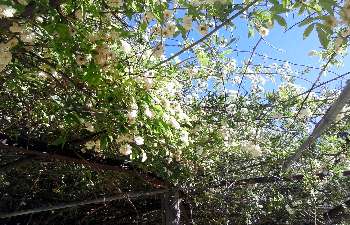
[283,80,350,170]
[0,143,168,189]
[0,190,167,219]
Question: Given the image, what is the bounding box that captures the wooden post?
[161,189,181,225]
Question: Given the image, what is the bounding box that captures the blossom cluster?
[106,0,124,8]
[0,4,16,18]
[241,141,262,157]
[142,8,213,56]
[0,39,18,72]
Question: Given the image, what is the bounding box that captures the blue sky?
[162,3,350,95]
[235,16,350,92]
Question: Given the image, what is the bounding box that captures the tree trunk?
[162,189,181,225]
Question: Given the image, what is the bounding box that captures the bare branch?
[237,37,263,95]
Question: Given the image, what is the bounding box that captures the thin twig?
[238,37,263,95]
[149,0,260,70]
[293,52,337,121]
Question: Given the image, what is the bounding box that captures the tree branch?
[283,80,350,171]
[324,199,350,224]
[0,156,34,172]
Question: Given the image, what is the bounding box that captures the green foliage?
[0,0,350,224]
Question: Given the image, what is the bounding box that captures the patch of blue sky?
[160,1,350,98]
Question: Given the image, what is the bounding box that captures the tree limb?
[324,199,350,224]
[283,80,350,171]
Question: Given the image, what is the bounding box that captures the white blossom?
[106,0,124,8]
[240,108,249,114]
[144,107,154,118]
[144,77,153,90]
[17,0,28,6]
[285,205,295,215]
[84,122,95,132]
[335,37,344,52]
[298,108,312,119]
[84,140,95,150]
[163,10,173,21]
[75,10,83,20]
[134,136,144,145]
[241,141,262,157]
[20,31,35,43]
[120,144,132,156]
[121,40,132,54]
[143,11,154,22]
[258,27,269,37]
[198,24,209,35]
[116,134,132,143]
[183,15,193,30]
[0,5,16,18]
[164,23,177,37]
[141,151,147,162]
[69,27,77,37]
[128,110,138,123]
[170,117,181,129]
[94,45,115,66]
[180,130,189,145]
[76,54,88,66]
[9,22,23,33]
[0,50,12,69]
[153,44,164,58]
[308,50,318,57]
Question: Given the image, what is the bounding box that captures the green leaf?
[100,134,109,150]
[268,0,279,5]
[303,23,314,39]
[248,26,255,38]
[298,17,315,27]
[313,4,323,13]
[319,0,336,15]
[316,25,329,48]
[198,52,209,67]
[298,5,306,15]
[282,0,289,9]
[270,5,288,14]
[139,21,148,32]
[221,49,233,57]
[51,135,67,147]
[274,14,287,28]
[55,23,70,40]
[292,1,301,9]
[83,63,101,85]
[318,22,333,34]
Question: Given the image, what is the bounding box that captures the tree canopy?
[1,0,350,224]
